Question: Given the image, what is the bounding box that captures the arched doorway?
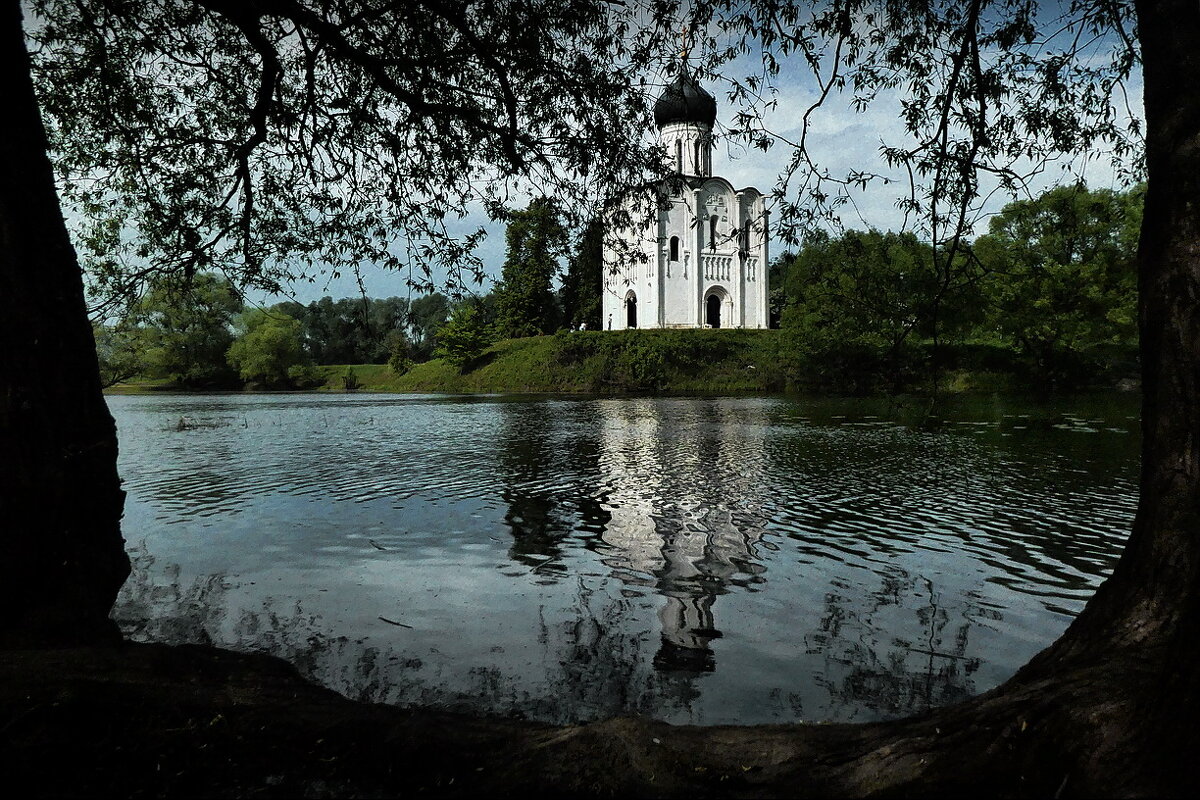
[625,293,638,328]
[706,294,721,328]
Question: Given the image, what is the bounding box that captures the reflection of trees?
[116,539,986,725]
[494,400,612,576]
[115,393,1133,725]
[494,401,570,572]
[115,546,702,724]
[523,578,702,720]
[114,543,228,645]
[807,565,984,720]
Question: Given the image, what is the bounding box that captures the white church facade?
[602,69,769,330]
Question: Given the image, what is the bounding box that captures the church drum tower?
[602,69,769,330]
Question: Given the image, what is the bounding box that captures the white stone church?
[602,68,769,330]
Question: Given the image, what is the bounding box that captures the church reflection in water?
[488,396,989,720]
[591,398,770,675]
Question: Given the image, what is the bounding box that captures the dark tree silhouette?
[560,220,604,330]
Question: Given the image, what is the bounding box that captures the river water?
[109,392,1139,725]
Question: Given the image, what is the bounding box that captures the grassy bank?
[103,377,181,394]
[316,330,1135,395]
[107,329,1138,396]
[311,329,792,394]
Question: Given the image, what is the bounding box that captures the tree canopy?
[681,0,1141,242]
[276,295,408,364]
[976,182,1142,380]
[769,182,1142,391]
[26,0,670,312]
[783,229,936,349]
[130,271,242,387]
[226,308,307,386]
[434,299,494,370]
[559,219,604,331]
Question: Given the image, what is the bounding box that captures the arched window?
[739,221,750,253]
[693,140,701,175]
[675,140,683,173]
[709,215,718,249]
[669,235,680,261]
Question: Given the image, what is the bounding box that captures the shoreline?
[5,633,1168,797]
[1,638,872,797]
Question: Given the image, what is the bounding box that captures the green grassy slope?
[318,330,790,394]
[107,330,1135,396]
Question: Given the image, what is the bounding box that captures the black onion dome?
[653,69,717,127]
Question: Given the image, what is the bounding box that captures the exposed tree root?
[0,640,1180,798]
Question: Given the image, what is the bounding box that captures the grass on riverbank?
[381,329,789,394]
[106,331,794,394]
[311,330,1130,395]
[105,329,1138,396]
[103,376,180,394]
[298,330,803,394]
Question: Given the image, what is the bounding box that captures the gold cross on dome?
[680,24,691,60]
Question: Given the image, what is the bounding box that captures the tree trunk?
[0,0,128,645]
[1016,0,1200,660]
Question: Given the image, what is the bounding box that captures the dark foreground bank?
[1,641,832,798]
[1,638,1181,798]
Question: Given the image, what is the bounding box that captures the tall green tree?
[385,328,411,374]
[294,296,406,365]
[91,320,142,388]
[493,198,566,339]
[407,292,452,362]
[367,296,411,357]
[559,220,603,330]
[975,183,1142,381]
[780,229,941,388]
[767,250,796,328]
[783,229,937,348]
[131,273,242,387]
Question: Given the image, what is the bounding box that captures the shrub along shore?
[106,328,1139,397]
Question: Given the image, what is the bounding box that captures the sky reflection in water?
[110,393,1138,725]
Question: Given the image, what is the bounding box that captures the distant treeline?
[95,183,1141,393]
[95,284,449,389]
[94,196,603,389]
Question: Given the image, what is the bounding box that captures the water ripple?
[110,392,1138,726]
